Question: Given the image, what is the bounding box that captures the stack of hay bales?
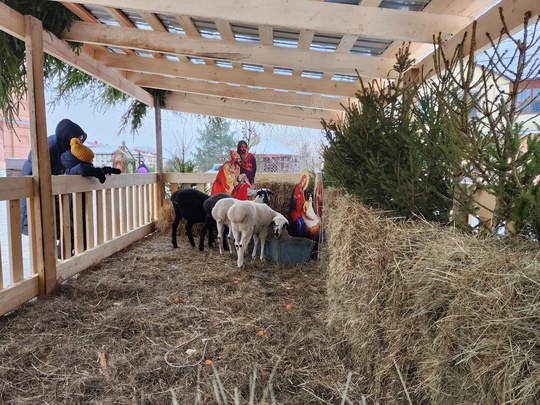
[325,190,540,404]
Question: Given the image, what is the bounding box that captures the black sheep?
[198,193,233,251]
[171,188,213,249]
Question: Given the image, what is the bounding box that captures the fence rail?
[0,172,300,316]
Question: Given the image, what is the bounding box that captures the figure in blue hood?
[20,119,88,237]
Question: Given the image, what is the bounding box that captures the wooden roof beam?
[164,92,342,129]
[0,2,152,105]
[95,51,362,97]
[127,72,349,111]
[63,21,396,77]
[53,0,472,43]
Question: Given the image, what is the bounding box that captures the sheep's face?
[271,216,289,239]
[253,188,274,205]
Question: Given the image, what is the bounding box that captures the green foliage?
[120,89,170,133]
[0,0,79,129]
[164,156,196,173]
[429,13,540,236]
[322,44,454,222]
[192,117,237,172]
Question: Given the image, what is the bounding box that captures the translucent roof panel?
[325,0,361,4]
[350,37,392,56]
[191,19,221,39]
[230,24,260,44]
[121,9,152,30]
[311,34,341,52]
[84,5,119,26]
[301,71,324,79]
[273,30,300,48]
[157,14,186,35]
[379,0,431,12]
[242,64,265,72]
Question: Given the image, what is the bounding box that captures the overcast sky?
[43,89,326,161]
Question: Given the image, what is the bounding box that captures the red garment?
[231,183,251,200]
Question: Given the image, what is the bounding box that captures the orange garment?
[210,151,240,195]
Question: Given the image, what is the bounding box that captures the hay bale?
[155,199,202,244]
[325,193,540,404]
[253,180,296,216]
[156,200,174,233]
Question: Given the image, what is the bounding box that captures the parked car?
[206,163,222,174]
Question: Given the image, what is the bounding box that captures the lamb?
[198,193,233,251]
[170,188,213,249]
[227,201,289,268]
[210,188,275,255]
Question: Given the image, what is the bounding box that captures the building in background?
[0,97,31,176]
[251,139,300,173]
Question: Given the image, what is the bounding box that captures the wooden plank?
[96,189,104,245]
[105,189,112,241]
[73,192,84,255]
[85,191,95,249]
[113,187,121,237]
[127,186,134,231]
[60,194,72,260]
[53,0,472,43]
[0,276,39,317]
[64,21,396,77]
[96,51,361,97]
[120,187,127,235]
[164,92,341,129]
[128,72,348,111]
[7,200,24,284]
[0,3,152,106]
[25,15,57,296]
[52,173,158,194]
[56,225,153,282]
[0,177,34,201]
[154,100,164,208]
[410,0,540,83]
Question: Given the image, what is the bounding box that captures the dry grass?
[0,228,360,404]
[325,191,540,404]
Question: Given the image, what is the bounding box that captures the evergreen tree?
[192,117,237,172]
[322,44,454,222]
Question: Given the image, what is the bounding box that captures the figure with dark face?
[236,140,257,185]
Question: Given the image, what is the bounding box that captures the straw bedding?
[1,184,539,404]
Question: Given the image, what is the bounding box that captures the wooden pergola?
[5,0,539,131]
[1,0,539,315]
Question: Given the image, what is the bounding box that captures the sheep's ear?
[283,223,289,230]
[267,190,275,196]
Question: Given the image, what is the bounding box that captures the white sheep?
[210,188,274,255]
[211,197,238,255]
[227,201,289,268]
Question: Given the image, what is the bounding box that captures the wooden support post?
[154,98,165,210]
[25,15,57,297]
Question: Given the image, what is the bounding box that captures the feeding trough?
[264,236,316,264]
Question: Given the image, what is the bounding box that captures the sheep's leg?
[232,225,249,268]
[251,235,259,260]
[226,224,236,257]
[207,219,216,248]
[171,208,182,248]
[185,220,196,247]
[198,217,211,251]
[216,221,225,255]
[258,228,269,261]
[237,231,252,268]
